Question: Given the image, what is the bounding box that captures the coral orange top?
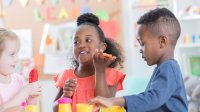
[54,68,125,112]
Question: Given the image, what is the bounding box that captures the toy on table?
[26,68,39,112]
[76,104,93,112]
[100,106,125,112]
[26,105,38,112]
[58,98,72,112]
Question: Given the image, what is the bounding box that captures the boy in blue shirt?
[89,8,188,112]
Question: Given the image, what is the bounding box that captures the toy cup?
[58,98,72,112]
[100,106,125,112]
[76,104,93,112]
[25,105,38,112]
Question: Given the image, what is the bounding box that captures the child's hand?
[89,96,114,108]
[24,81,42,96]
[93,49,116,73]
[63,79,77,98]
[27,96,39,105]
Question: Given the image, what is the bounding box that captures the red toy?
[29,68,38,83]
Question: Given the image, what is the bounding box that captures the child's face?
[0,39,19,76]
[137,25,161,66]
[73,25,105,65]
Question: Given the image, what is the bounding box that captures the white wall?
[40,80,58,112]
[118,0,154,96]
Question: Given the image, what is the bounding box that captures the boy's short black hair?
[137,8,181,46]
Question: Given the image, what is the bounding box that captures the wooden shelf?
[178,43,200,48]
[179,15,200,21]
[132,2,169,9]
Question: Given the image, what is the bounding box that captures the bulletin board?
[2,0,124,80]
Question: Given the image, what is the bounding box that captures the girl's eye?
[74,40,79,45]
[10,53,15,56]
[86,39,92,43]
[141,42,144,46]
[138,41,144,46]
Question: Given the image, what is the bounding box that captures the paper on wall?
[43,51,67,74]
[13,29,33,59]
[40,22,76,54]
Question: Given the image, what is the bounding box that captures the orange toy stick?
[103,53,113,60]
[98,53,113,60]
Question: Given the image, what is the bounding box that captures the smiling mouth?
[79,51,88,55]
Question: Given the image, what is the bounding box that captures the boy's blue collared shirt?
[124,59,188,112]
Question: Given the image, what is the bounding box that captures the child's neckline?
[71,68,111,79]
[73,68,95,78]
[155,59,176,69]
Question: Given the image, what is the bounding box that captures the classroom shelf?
[178,15,200,21]
[178,43,200,48]
[132,4,169,9]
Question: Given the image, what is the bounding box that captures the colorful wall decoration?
[2,0,123,79]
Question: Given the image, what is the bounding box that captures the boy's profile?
[89,8,188,112]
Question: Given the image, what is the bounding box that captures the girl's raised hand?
[63,79,77,98]
[93,49,116,72]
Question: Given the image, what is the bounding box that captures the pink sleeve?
[15,73,25,87]
[0,95,2,105]
[106,68,125,91]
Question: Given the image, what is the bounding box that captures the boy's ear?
[159,35,167,48]
[100,42,107,51]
